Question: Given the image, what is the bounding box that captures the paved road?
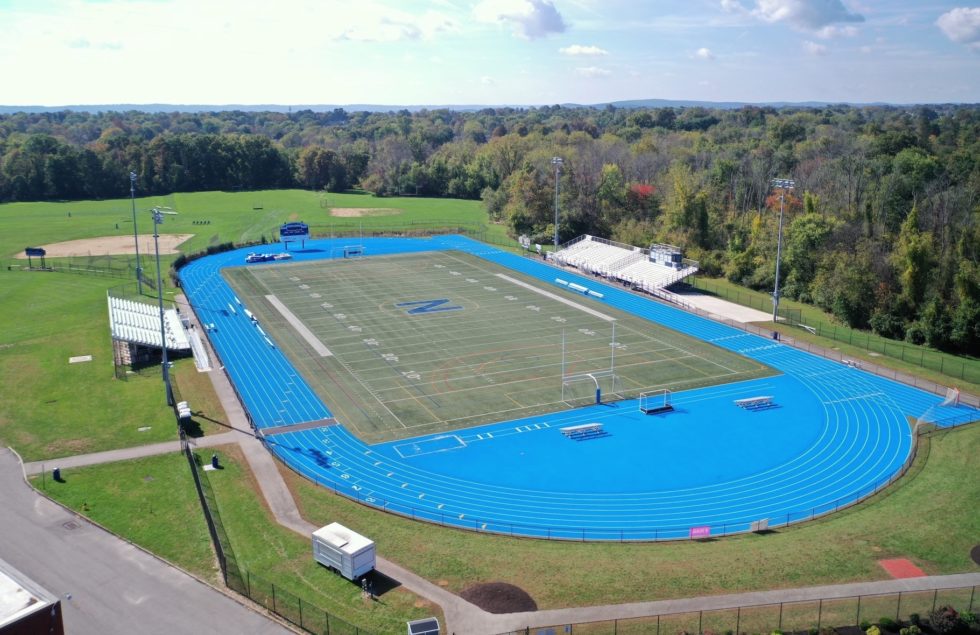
[0,447,293,635]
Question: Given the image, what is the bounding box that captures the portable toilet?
[312,523,375,581]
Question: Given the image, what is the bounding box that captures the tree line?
[0,104,977,354]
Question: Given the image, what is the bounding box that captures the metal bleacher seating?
[107,296,191,351]
[552,235,699,292]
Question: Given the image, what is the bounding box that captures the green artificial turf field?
[225,250,772,442]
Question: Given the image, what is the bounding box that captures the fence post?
[817,599,823,630]
[325,611,330,635]
[856,595,862,625]
[272,583,276,614]
[779,602,783,630]
[657,614,660,635]
[699,610,703,634]
[933,589,938,612]
[896,592,902,621]
[736,606,740,634]
[299,597,303,629]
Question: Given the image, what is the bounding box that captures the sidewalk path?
[0,447,292,635]
[22,431,239,476]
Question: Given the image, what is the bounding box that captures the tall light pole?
[151,206,177,405]
[552,156,563,250]
[770,178,795,323]
[130,171,143,295]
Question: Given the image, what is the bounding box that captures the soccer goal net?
[639,389,674,414]
[330,245,366,260]
[940,387,960,407]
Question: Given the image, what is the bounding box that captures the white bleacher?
[107,296,191,351]
[553,234,699,292]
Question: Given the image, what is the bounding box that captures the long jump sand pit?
[329,207,401,218]
[18,234,194,258]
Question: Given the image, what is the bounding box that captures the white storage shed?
[311,523,375,581]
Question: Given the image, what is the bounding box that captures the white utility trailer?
[311,523,375,581]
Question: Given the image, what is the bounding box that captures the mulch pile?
[460,582,538,614]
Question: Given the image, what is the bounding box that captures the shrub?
[929,605,964,635]
[880,617,900,631]
[961,612,976,626]
[900,625,922,635]
[909,614,921,626]
[867,625,882,635]
[861,621,874,631]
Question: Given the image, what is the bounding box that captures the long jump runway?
[180,236,976,540]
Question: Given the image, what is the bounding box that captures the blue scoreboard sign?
[280,222,310,246]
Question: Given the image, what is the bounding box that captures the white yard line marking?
[494,274,616,322]
[264,294,333,357]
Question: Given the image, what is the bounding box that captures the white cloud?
[752,0,864,30]
[695,47,716,60]
[575,66,611,78]
[559,44,609,56]
[803,40,829,55]
[481,76,496,85]
[815,24,859,39]
[721,0,747,12]
[937,7,980,50]
[474,0,567,40]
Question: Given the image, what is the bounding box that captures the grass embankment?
[285,424,980,610]
[203,443,441,632]
[30,452,218,582]
[691,276,980,395]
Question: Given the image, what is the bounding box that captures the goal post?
[639,389,674,414]
[562,370,619,406]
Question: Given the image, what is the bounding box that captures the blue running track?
[179,236,976,540]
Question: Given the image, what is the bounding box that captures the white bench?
[560,423,604,439]
[734,396,775,411]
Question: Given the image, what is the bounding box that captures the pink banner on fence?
[689,526,711,539]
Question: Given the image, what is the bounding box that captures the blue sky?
[1,0,979,106]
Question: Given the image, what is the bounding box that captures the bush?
[910,614,921,626]
[961,612,976,626]
[880,617,899,631]
[867,625,882,635]
[900,625,922,635]
[929,605,964,635]
[861,621,874,631]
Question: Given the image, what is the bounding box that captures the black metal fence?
[179,429,370,635]
[493,585,978,635]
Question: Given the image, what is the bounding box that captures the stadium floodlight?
[130,171,143,295]
[552,156,563,250]
[150,206,177,406]
[770,178,795,323]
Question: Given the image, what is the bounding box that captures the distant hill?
[0,103,513,114]
[0,99,946,114]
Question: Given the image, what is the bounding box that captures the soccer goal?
[940,387,960,407]
[330,245,366,260]
[639,389,674,414]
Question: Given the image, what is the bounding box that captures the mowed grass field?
[0,189,499,265]
[224,251,772,441]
